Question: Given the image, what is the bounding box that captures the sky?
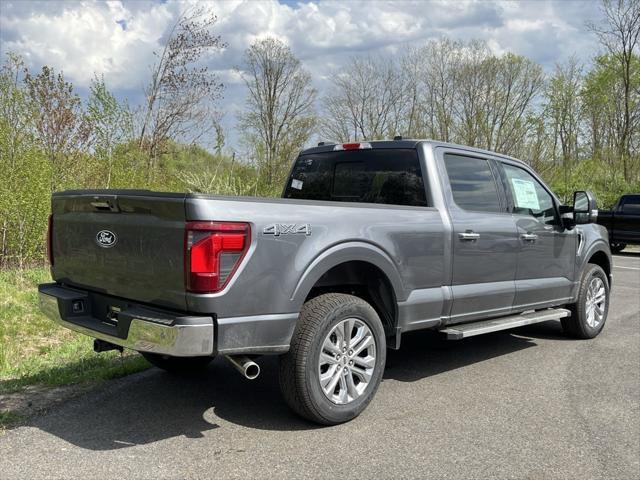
[0,0,604,151]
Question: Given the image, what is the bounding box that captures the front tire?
[562,264,610,339]
[610,242,626,254]
[279,293,386,425]
[141,352,214,374]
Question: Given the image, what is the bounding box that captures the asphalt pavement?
[1,254,639,479]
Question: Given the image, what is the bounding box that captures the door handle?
[521,233,538,242]
[458,231,480,241]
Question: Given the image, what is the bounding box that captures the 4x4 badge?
[263,224,312,237]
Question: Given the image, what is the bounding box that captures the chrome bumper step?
[440,308,571,340]
[38,283,214,357]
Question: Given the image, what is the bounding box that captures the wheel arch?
[290,242,404,337]
[587,249,612,285]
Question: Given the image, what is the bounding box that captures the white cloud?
[0,0,602,148]
[1,0,177,89]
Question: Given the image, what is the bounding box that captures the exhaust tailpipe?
[225,355,260,380]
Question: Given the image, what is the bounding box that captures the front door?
[615,195,640,243]
[499,162,576,310]
[442,152,519,324]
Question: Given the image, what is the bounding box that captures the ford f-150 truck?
[597,194,640,253]
[39,140,612,425]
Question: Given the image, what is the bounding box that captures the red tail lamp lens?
[185,222,250,293]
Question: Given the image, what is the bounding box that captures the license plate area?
[102,306,121,327]
[88,293,131,338]
[40,283,181,340]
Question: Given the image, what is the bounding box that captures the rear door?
[615,195,640,242]
[498,162,576,309]
[51,191,188,311]
[440,151,519,324]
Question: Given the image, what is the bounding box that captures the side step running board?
[440,308,571,340]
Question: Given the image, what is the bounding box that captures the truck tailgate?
[50,191,188,311]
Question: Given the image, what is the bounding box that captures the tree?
[0,53,33,171]
[87,75,134,188]
[588,0,640,180]
[545,57,584,166]
[24,65,90,189]
[0,54,52,267]
[455,49,544,155]
[415,38,462,141]
[138,7,226,173]
[582,54,639,176]
[238,37,316,189]
[321,56,403,142]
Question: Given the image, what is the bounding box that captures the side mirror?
[573,190,598,224]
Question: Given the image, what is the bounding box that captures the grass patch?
[0,268,150,395]
[0,410,25,432]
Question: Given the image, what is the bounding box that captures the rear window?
[283,149,428,207]
[622,196,640,214]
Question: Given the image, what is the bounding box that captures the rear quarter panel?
[184,195,445,318]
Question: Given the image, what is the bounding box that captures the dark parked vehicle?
[598,194,640,253]
[39,140,612,425]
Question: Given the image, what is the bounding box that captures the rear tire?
[141,352,213,374]
[279,293,386,425]
[562,264,610,339]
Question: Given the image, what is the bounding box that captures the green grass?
[0,410,24,432]
[0,268,150,397]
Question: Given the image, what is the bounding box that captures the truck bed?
[50,189,446,317]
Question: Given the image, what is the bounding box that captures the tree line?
[0,0,638,268]
[241,0,639,205]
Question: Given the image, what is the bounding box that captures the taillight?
[333,142,372,151]
[185,222,250,293]
[47,214,54,266]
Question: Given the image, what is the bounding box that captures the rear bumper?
[38,283,214,357]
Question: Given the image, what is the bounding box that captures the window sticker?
[291,178,303,190]
[511,178,540,210]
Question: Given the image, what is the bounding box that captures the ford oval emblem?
[96,230,117,248]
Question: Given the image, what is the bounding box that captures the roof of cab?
[301,139,421,154]
[300,139,527,166]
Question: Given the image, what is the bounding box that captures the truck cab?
[598,194,640,253]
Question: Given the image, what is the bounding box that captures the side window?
[444,153,502,213]
[621,197,640,214]
[501,163,556,225]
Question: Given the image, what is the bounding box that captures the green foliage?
[0,53,267,267]
[0,268,150,395]
[0,55,55,267]
[0,148,52,267]
[582,53,640,162]
[542,158,640,209]
[86,75,134,188]
[0,39,638,266]
[238,37,317,192]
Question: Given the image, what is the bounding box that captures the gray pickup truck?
[39,140,612,425]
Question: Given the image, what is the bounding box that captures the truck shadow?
[26,321,564,450]
[385,327,539,382]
